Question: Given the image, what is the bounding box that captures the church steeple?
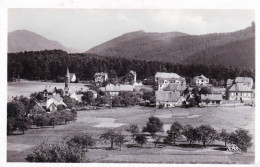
[64,67,70,96]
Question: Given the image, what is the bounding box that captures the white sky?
[8,9,254,52]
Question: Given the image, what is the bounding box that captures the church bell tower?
[64,67,70,96]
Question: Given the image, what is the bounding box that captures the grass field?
[7,106,255,163]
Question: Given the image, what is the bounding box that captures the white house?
[234,77,253,89]
[155,72,186,90]
[227,83,253,101]
[193,75,209,86]
[101,84,134,96]
[95,72,108,86]
[69,73,77,82]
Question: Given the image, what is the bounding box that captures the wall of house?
[228,92,253,101]
[156,101,177,108]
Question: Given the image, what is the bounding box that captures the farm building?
[227,83,253,101]
[193,75,209,86]
[155,91,181,108]
[234,77,253,89]
[200,94,223,106]
[100,84,134,96]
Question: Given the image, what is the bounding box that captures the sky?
[8,9,254,52]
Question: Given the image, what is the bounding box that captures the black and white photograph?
[1,0,259,165]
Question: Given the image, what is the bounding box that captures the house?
[69,73,77,82]
[95,72,108,86]
[210,87,226,96]
[123,70,137,85]
[155,72,186,90]
[227,79,234,87]
[235,77,253,89]
[101,84,134,96]
[47,95,67,109]
[70,93,83,102]
[200,94,223,106]
[155,91,181,108]
[193,75,209,86]
[227,83,253,101]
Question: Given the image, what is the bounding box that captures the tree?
[229,128,252,152]
[153,134,162,148]
[166,122,183,145]
[143,116,164,137]
[219,129,230,147]
[26,142,83,162]
[7,117,16,135]
[115,132,127,151]
[182,124,199,145]
[7,101,26,118]
[199,87,211,95]
[112,96,122,107]
[63,96,76,109]
[100,129,118,149]
[67,135,96,152]
[197,125,218,147]
[126,125,140,142]
[135,134,147,148]
[81,91,94,105]
[15,117,32,134]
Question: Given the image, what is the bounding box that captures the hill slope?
[8,30,77,53]
[86,26,255,68]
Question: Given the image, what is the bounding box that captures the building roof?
[163,83,187,92]
[235,77,253,83]
[201,94,223,101]
[48,94,63,102]
[104,84,134,92]
[129,70,136,75]
[228,83,253,92]
[227,79,234,85]
[156,91,181,102]
[155,72,180,79]
[95,72,108,77]
[194,75,208,80]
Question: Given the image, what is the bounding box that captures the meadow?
[7,106,255,163]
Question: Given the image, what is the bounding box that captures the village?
[16,68,254,113]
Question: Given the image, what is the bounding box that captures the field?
[7,106,255,163]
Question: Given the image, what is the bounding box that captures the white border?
[0,0,259,167]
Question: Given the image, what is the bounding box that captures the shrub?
[67,135,96,151]
[26,142,83,162]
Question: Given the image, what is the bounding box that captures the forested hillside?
[8,50,254,82]
[86,25,255,68]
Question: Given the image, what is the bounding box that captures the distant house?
[226,79,234,87]
[123,70,137,85]
[155,72,186,90]
[235,77,253,89]
[47,95,67,109]
[101,84,134,96]
[200,94,223,106]
[193,75,209,86]
[155,91,181,108]
[210,87,226,96]
[94,72,108,86]
[69,73,77,82]
[227,83,253,101]
[69,93,83,102]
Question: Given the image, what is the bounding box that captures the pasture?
[7,106,255,163]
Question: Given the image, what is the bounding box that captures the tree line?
[8,50,254,82]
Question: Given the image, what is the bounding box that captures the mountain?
[8,30,77,53]
[86,26,255,68]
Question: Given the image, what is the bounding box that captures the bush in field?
[166,122,183,145]
[219,129,230,147]
[112,96,122,107]
[182,124,199,145]
[57,104,65,111]
[81,91,94,105]
[126,125,140,141]
[100,129,118,149]
[35,115,49,128]
[135,134,147,148]
[63,96,77,109]
[197,125,218,147]
[26,142,84,162]
[229,128,252,152]
[67,135,96,151]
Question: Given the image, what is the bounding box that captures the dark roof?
[228,83,253,92]
[156,91,181,102]
[163,83,186,91]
